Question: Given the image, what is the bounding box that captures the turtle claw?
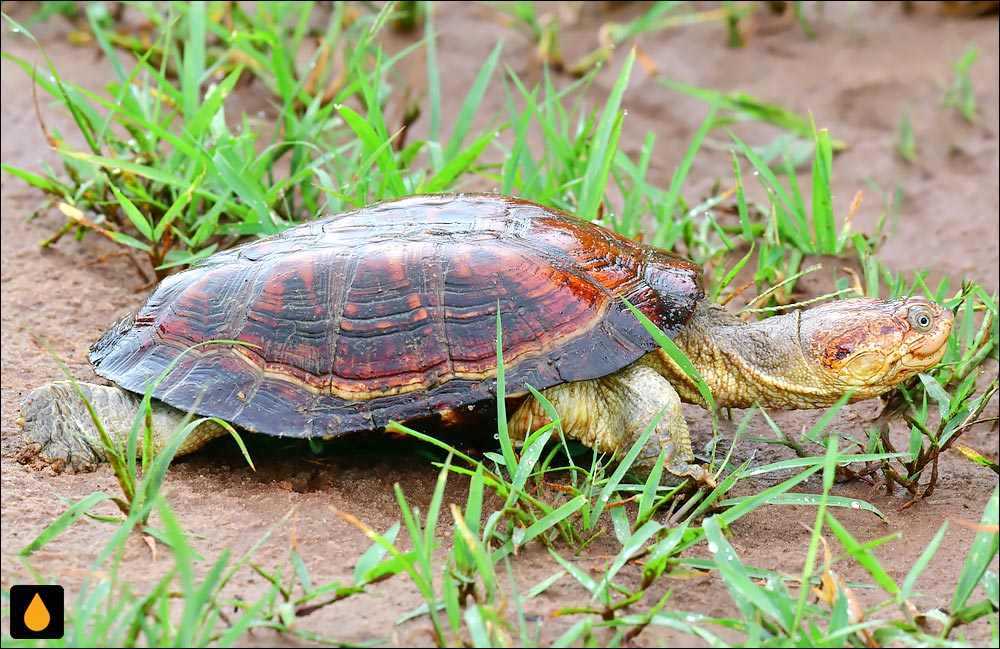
[15,435,102,474]
[664,460,717,490]
[17,382,110,473]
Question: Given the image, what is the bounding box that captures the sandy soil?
[1,2,997,646]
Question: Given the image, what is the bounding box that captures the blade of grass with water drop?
[729,131,812,252]
[443,40,503,161]
[493,310,519,475]
[577,48,634,222]
[703,515,789,626]
[718,492,887,522]
[623,298,715,411]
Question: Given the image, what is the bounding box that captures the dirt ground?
[1,2,998,646]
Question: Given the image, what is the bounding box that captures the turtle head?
[799,296,953,400]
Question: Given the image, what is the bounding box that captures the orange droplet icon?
[25,592,51,632]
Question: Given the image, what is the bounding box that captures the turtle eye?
[909,306,934,333]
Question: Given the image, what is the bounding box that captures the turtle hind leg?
[16,381,226,473]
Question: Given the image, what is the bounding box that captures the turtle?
[17,193,954,484]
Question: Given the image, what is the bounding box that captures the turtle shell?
[89,194,703,438]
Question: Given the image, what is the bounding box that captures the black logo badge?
[9,585,64,639]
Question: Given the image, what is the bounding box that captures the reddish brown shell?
[89,194,703,438]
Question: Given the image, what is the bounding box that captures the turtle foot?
[662,459,717,490]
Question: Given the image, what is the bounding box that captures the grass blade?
[443,40,503,161]
[654,105,718,248]
[20,492,117,555]
[952,483,1000,611]
[623,298,715,410]
[577,48,634,221]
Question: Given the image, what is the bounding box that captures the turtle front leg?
[17,381,227,473]
[508,363,711,486]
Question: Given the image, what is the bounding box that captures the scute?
[89,194,703,439]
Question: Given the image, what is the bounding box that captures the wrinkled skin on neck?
[649,296,953,410]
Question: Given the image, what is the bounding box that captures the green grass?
[943,44,980,123]
[486,2,751,76]
[2,2,997,647]
[897,108,917,164]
